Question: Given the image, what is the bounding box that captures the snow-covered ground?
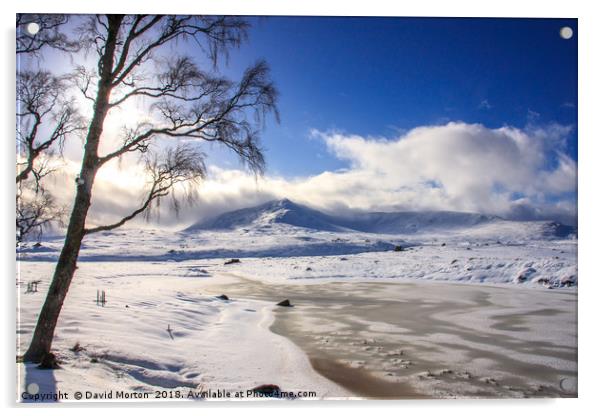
[19,199,577,288]
[17,264,349,402]
[16,199,577,401]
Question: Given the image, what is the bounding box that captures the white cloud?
[313,122,575,213]
[40,122,577,229]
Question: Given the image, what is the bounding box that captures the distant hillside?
[333,210,498,234]
[186,199,345,232]
[187,198,557,236]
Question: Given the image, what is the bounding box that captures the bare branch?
[16,70,86,185]
[110,15,161,79]
[99,59,277,179]
[109,56,229,108]
[16,72,85,183]
[17,14,80,55]
[16,182,66,244]
[84,144,205,234]
[73,65,97,102]
[108,16,249,88]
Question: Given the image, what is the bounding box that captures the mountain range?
[186,198,575,237]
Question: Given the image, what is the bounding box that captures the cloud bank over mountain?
[46,122,577,229]
[311,122,576,223]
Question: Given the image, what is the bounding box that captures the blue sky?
[217,17,577,177]
[19,15,578,225]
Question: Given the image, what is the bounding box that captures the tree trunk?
[16,157,33,183]
[22,15,123,363]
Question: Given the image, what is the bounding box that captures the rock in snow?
[277,299,293,307]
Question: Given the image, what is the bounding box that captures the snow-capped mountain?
[186,199,343,232]
[185,198,575,237]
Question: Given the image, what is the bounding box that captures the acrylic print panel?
[16,14,577,402]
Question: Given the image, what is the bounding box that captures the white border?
[7,0,583,17]
[2,1,600,416]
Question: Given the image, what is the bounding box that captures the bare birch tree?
[16,15,84,244]
[22,14,278,363]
